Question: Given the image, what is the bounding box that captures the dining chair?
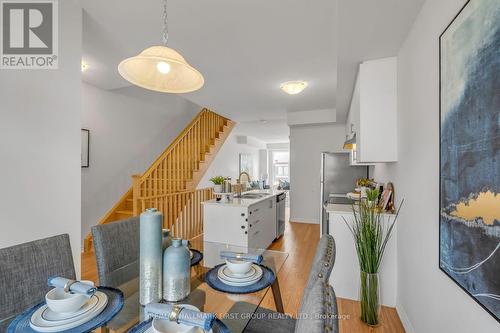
[243,280,339,333]
[243,234,337,333]
[91,216,140,287]
[0,234,76,331]
[303,234,336,298]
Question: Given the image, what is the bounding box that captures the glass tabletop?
[106,236,288,333]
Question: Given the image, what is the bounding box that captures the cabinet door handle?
[253,208,260,213]
[254,219,260,225]
[253,230,260,236]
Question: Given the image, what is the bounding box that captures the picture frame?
[439,0,500,322]
[239,153,253,176]
[81,129,90,168]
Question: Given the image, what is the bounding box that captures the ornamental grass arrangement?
[343,189,403,326]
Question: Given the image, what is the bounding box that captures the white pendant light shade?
[118,45,204,93]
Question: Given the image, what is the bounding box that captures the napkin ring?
[63,279,76,293]
[169,305,182,323]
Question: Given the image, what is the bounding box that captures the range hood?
[343,133,356,150]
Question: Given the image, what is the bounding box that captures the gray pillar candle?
[140,208,163,305]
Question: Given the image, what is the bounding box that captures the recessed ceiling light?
[81,61,89,72]
[280,81,308,95]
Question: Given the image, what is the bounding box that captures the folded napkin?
[48,277,97,296]
[220,251,263,264]
[145,303,216,331]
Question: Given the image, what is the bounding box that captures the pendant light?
[118,0,204,93]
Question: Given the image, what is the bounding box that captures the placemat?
[205,264,276,294]
[128,318,230,333]
[190,249,203,267]
[7,287,124,333]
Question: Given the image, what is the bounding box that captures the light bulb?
[156,61,171,74]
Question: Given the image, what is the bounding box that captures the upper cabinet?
[345,57,397,163]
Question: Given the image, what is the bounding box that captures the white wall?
[81,83,200,244]
[289,123,345,223]
[198,127,265,188]
[0,1,82,274]
[373,0,500,331]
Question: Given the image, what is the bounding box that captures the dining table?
[101,236,289,333]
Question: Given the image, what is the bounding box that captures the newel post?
[132,174,141,216]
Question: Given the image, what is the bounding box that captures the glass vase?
[359,271,381,326]
[139,208,163,305]
[162,238,191,301]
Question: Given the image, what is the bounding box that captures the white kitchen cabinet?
[345,57,397,163]
[202,196,276,249]
[327,206,397,307]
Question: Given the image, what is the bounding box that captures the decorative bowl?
[225,259,253,276]
[45,288,90,314]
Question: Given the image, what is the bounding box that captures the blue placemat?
[7,287,124,333]
[190,249,203,267]
[205,264,276,294]
[128,318,230,333]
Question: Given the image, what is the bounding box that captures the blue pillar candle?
[140,208,163,305]
[163,238,191,301]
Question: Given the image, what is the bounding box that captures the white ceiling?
[234,120,290,144]
[336,0,425,122]
[82,0,424,142]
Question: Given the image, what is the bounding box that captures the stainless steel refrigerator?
[320,152,369,234]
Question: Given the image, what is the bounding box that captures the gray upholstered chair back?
[301,234,335,307]
[0,234,75,326]
[91,216,140,287]
[294,280,339,333]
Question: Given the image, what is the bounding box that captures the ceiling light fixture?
[280,81,308,95]
[81,61,89,72]
[118,0,204,93]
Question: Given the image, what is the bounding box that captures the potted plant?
[356,178,372,198]
[209,176,225,193]
[343,193,403,326]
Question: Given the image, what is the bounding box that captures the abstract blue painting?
[439,0,500,322]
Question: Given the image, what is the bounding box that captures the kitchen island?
[326,203,398,307]
[202,190,285,249]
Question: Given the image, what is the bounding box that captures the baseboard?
[396,303,415,333]
[289,218,319,224]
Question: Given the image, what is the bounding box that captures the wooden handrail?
[83,108,234,253]
[133,109,232,201]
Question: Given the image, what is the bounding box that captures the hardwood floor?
[81,220,405,333]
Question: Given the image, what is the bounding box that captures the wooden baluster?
[132,175,141,216]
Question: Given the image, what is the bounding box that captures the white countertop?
[326,203,396,216]
[202,189,285,207]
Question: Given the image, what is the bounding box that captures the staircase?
[83,109,235,252]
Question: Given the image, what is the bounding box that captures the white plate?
[30,291,108,332]
[217,265,263,286]
[222,265,257,279]
[41,294,99,324]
